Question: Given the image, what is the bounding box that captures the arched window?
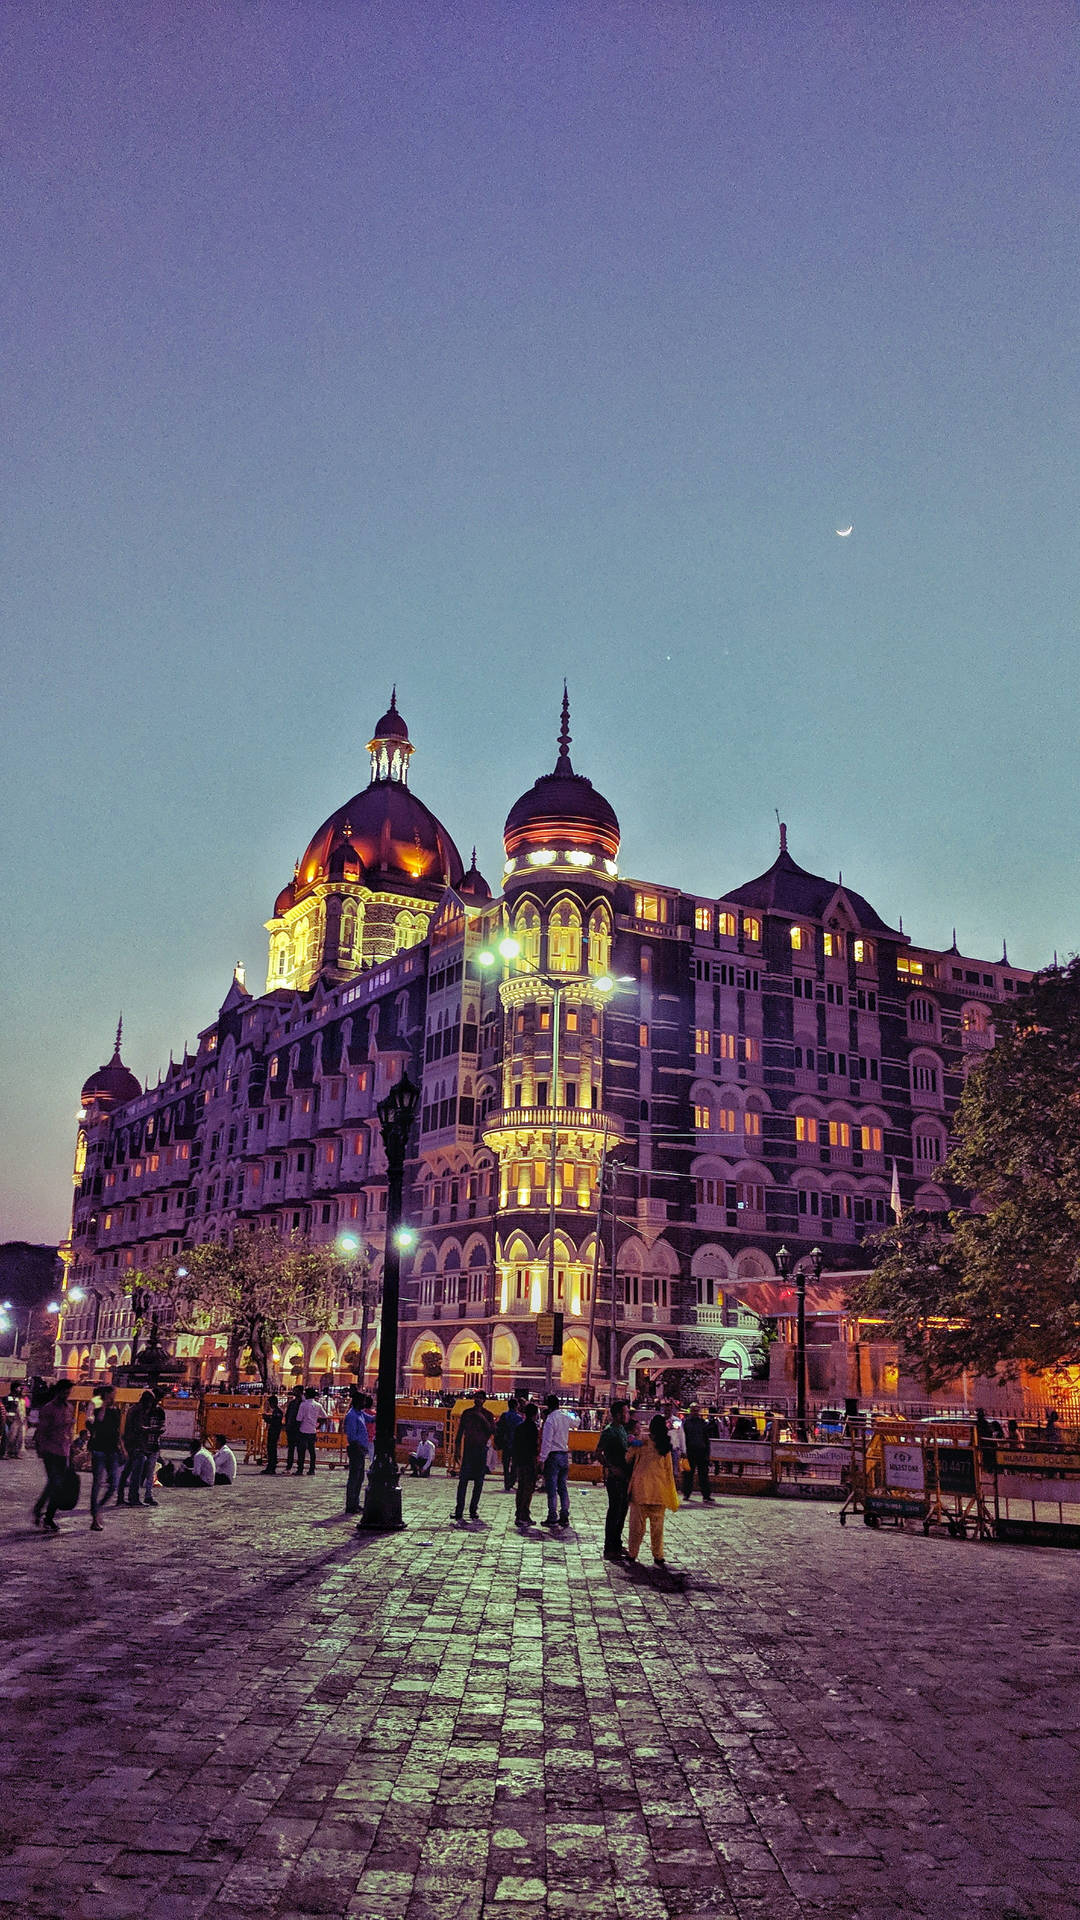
[339,904,356,958]
[547,901,582,973]
[587,906,612,976]
[513,902,541,970]
[908,996,937,1033]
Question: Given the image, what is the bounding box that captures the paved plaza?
[1,1456,1078,1920]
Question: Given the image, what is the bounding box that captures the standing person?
[597,1400,633,1562]
[284,1384,304,1472]
[126,1391,159,1505]
[87,1383,125,1531]
[538,1394,578,1530]
[452,1390,495,1524]
[294,1388,321,1476]
[262,1394,283,1474]
[32,1381,75,1534]
[494,1395,524,1491]
[5,1387,27,1459]
[627,1413,680,1569]
[511,1402,541,1531]
[344,1386,370,1514]
[138,1390,166,1505]
[682,1405,714,1503]
[668,1408,687,1487]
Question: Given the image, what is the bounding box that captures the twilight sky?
[2,2,1078,1244]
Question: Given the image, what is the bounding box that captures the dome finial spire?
[113,1013,123,1059]
[555,681,573,774]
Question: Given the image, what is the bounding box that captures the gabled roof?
[723,848,900,937]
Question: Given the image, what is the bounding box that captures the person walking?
[452,1390,495,1524]
[294,1388,321,1475]
[494,1395,524,1491]
[344,1387,371,1514]
[682,1404,714,1502]
[262,1394,283,1474]
[597,1400,633,1561]
[87,1384,125,1531]
[539,1394,578,1529]
[32,1380,75,1535]
[511,1401,541,1530]
[284,1384,304,1472]
[627,1413,679,1569]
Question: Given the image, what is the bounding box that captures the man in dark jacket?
[511,1402,540,1530]
[453,1391,495,1524]
[682,1405,713,1502]
[494,1395,524,1490]
[597,1401,633,1560]
[284,1385,304,1472]
[88,1384,125,1531]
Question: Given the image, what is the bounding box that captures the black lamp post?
[776,1244,820,1440]
[360,1072,420,1533]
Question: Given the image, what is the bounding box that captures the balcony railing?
[483,1105,623,1138]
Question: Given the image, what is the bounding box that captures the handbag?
[54,1465,81,1512]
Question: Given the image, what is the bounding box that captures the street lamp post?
[359,1072,421,1533]
[777,1243,823,1439]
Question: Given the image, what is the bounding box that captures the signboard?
[883,1443,925,1491]
[933,1446,977,1496]
[535,1312,564,1356]
[709,1440,772,1467]
[866,1494,927,1519]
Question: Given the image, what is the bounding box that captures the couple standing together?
[597,1403,679,1568]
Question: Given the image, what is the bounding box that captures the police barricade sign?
[991,1447,1080,1547]
[774,1441,851,1496]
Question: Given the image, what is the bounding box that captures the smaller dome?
[370,687,409,742]
[503,688,620,864]
[274,878,297,917]
[82,1021,141,1109]
[459,849,492,902]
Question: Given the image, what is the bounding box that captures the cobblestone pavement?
[1,1455,1078,1920]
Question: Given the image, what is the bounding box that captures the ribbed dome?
[503,688,620,863]
[296,785,464,897]
[82,1023,141,1109]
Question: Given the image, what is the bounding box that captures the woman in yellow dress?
[627,1413,679,1567]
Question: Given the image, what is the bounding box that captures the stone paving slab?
[1,1455,1078,1920]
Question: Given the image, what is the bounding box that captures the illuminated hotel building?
[59,693,1031,1394]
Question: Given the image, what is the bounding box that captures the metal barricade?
[990,1445,1080,1546]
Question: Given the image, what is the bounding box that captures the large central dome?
[275,692,465,917]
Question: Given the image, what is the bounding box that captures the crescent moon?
[836,525,853,537]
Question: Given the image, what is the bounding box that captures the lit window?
[744,1110,761,1136]
[824,931,846,959]
[695,906,712,934]
[742,1037,760,1062]
[634,891,668,924]
[743,916,761,942]
[718,1107,736,1133]
[694,1103,711,1130]
[827,1121,852,1148]
[717,912,736,938]
[790,925,806,951]
[854,939,875,966]
[795,1115,818,1143]
[538,1008,551,1030]
[718,1032,737,1059]
[897,954,924,977]
[859,1126,883,1152]
[694,1028,711,1055]
[565,1008,578,1032]
[639,1023,649,1049]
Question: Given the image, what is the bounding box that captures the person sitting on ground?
[171,1439,216,1487]
[408,1435,437,1476]
[213,1435,237,1484]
